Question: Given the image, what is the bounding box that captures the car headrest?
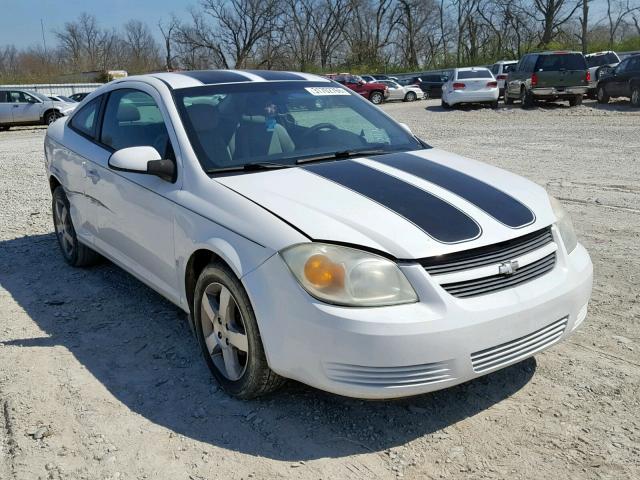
[117,103,140,122]
[186,103,218,132]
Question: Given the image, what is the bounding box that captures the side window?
[0,91,6,103]
[491,65,499,74]
[517,57,527,72]
[616,59,629,74]
[100,89,171,157]
[630,57,640,72]
[69,96,101,138]
[7,91,26,103]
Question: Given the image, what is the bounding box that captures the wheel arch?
[49,174,62,193]
[41,108,58,123]
[183,240,245,315]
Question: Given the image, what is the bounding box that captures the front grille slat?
[471,317,568,373]
[422,226,557,298]
[425,230,553,275]
[443,254,556,298]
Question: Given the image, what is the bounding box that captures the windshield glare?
[175,82,423,172]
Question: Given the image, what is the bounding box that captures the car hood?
[55,101,77,111]
[216,149,555,259]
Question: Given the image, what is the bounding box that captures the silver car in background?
[377,80,424,102]
[0,88,77,131]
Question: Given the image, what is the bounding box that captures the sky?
[0,0,191,49]
[0,0,613,50]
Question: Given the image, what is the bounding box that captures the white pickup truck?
[585,51,620,98]
[0,88,77,130]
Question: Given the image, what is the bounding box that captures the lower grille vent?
[325,361,455,388]
[471,317,568,373]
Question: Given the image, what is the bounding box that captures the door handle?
[12,105,19,108]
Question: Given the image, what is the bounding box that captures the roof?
[455,66,491,71]
[137,69,330,90]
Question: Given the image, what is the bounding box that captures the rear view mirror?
[108,146,175,182]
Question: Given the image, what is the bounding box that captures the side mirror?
[108,146,175,182]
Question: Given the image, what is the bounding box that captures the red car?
[326,73,389,104]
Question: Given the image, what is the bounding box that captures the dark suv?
[398,74,448,98]
[596,54,640,107]
[504,51,589,107]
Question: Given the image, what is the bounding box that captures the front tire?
[597,85,610,104]
[52,186,101,267]
[504,88,514,105]
[369,91,384,105]
[631,86,640,108]
[404,91,417,102]
[194,263,285,399]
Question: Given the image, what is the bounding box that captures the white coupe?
[44,70,592,399]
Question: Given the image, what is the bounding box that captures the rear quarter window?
[535,54,587,71]
[69,97,102,139]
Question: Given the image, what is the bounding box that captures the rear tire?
[441,99,451,109]
[369,91,384,105]
[45,111,60,125]
[631,86,640,108]
[521,88,534,108]
[597,85,610,104]
[194,263,286,399]
[569,95,582,107]
[489,101,499,109]
[52,186,101,267]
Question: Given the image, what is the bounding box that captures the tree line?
[1,0,640,84]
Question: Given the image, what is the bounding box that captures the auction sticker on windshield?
[305,87,351,96]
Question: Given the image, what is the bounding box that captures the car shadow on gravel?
[1,233,536,461]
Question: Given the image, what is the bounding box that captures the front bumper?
[531,86,588,97]
[243,237,593,399]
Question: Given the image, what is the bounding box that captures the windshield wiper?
[295,149,391,165]
[206,162,293,174]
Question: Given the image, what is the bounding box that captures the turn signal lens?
[304,254,345,289]
[281,243,418,307]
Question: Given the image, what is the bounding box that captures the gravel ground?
[1,98,639,480]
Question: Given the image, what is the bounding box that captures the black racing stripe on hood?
[373,153,535,228]
[304,160,481,244]
[179,70,251,84]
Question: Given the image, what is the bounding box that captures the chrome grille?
[324,361,455,388]
[471,317,568,373]
[422,226,557,298]
[422,227,553,275]
[441,252,556,298]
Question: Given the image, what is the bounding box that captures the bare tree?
[603,0,640,47]
[526,0,583,48]
[123,20,160,72]
[159,15,180,70]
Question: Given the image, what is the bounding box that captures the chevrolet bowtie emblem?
[499,260,520,275]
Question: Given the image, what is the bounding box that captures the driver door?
[608,59,629,97]
[88,87,182,303]
[7,91,42,122]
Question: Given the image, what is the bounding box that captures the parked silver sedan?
[0,88,76,130]
[377,80,424,102]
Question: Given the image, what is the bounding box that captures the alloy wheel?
[54,197,74,259]
[200,283,249,381]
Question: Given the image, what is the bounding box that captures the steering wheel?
[301,123,338,140]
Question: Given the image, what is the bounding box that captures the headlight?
[549,195,577,253]
[281,243,418,307]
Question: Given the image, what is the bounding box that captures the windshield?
[175,81,423,173]
[586,52,619,68]
[32,92,51,102]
